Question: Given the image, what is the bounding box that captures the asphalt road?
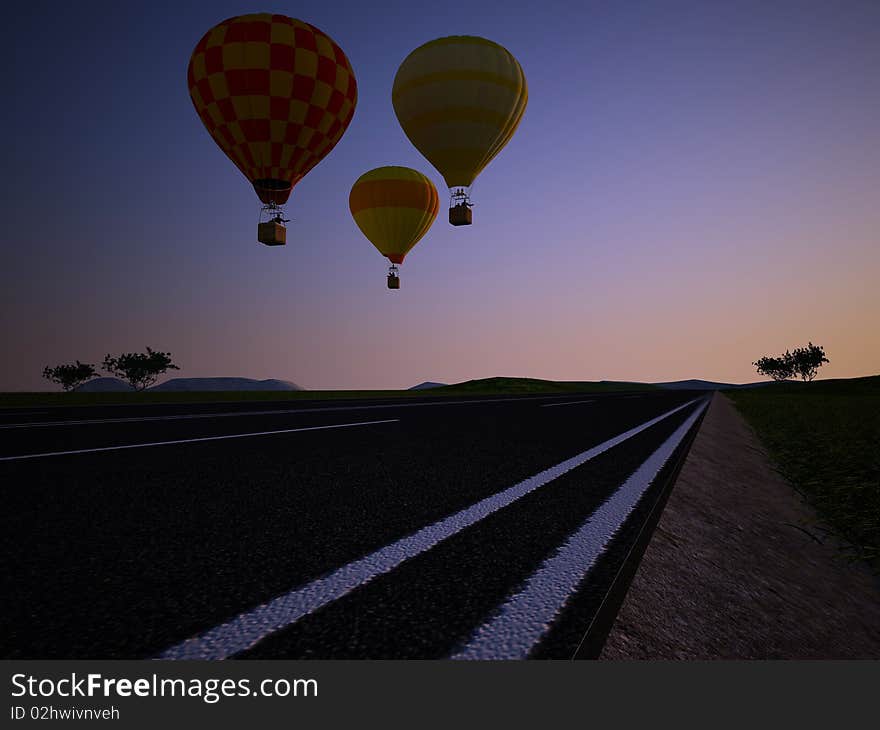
[0,390,708,659]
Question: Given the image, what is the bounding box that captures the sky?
[2,0,879,390]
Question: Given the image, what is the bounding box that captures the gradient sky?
[3,0,878,390]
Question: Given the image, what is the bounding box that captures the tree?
[788,342,829,382]
[752,354,794,382]
[102,347,179,391]
[753,343,829,383]
[42,361,97,391]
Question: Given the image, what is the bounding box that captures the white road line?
[541,400,595,408]
[0,395,590,430]
[0,419,400,462]
[451,400,708,660]
[158,399,700,660]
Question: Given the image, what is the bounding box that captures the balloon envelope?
[187,13,357,205]
[392,36,527,189]
[349,167,439,264]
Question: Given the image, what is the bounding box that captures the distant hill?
[436,377,658,394]
[76,377,134,392]
[150,378,303,392]
[409,381,447,390]
[596,380,662,391]
[426,376,789,394]
[442,377,582,394]
[655,379,781,390]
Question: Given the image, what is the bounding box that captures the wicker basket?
[449,204,472,226]
[257,222,286,246]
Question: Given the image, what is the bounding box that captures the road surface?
[0,390,708,659]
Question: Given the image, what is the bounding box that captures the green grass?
[727,376,880,566]
[0,376,656,408]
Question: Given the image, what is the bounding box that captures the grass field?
[727,375,880,566]
[0,377,657,408]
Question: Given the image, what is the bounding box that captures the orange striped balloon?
[349,167,439,265]
[187,13,357,205]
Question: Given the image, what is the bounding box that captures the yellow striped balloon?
[392,36,527,205]
[349,167,439,281]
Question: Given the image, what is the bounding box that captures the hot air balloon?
[392,36,527,226]
[349,167,439,289]
[187,14,357,246]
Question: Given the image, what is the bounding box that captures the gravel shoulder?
[600,392,880,659]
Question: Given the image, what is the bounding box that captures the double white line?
[453,401,706,659]
[160,398,706,660]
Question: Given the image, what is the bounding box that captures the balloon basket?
[387,264,401,289]
[257,222,286,246]
[449,204,472,226]
[257,203,289,246]
[449,187,473,226]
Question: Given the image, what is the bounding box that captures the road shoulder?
[600,392,880,659]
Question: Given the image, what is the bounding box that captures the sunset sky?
[3,0,878,391]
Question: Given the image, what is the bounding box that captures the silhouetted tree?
[102,347,179,391]
[789,342,829,382]
[753,354,794,382]
[753,343,829,382]
[42,361,97,391]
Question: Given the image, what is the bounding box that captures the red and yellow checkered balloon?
[187,14,357,205]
